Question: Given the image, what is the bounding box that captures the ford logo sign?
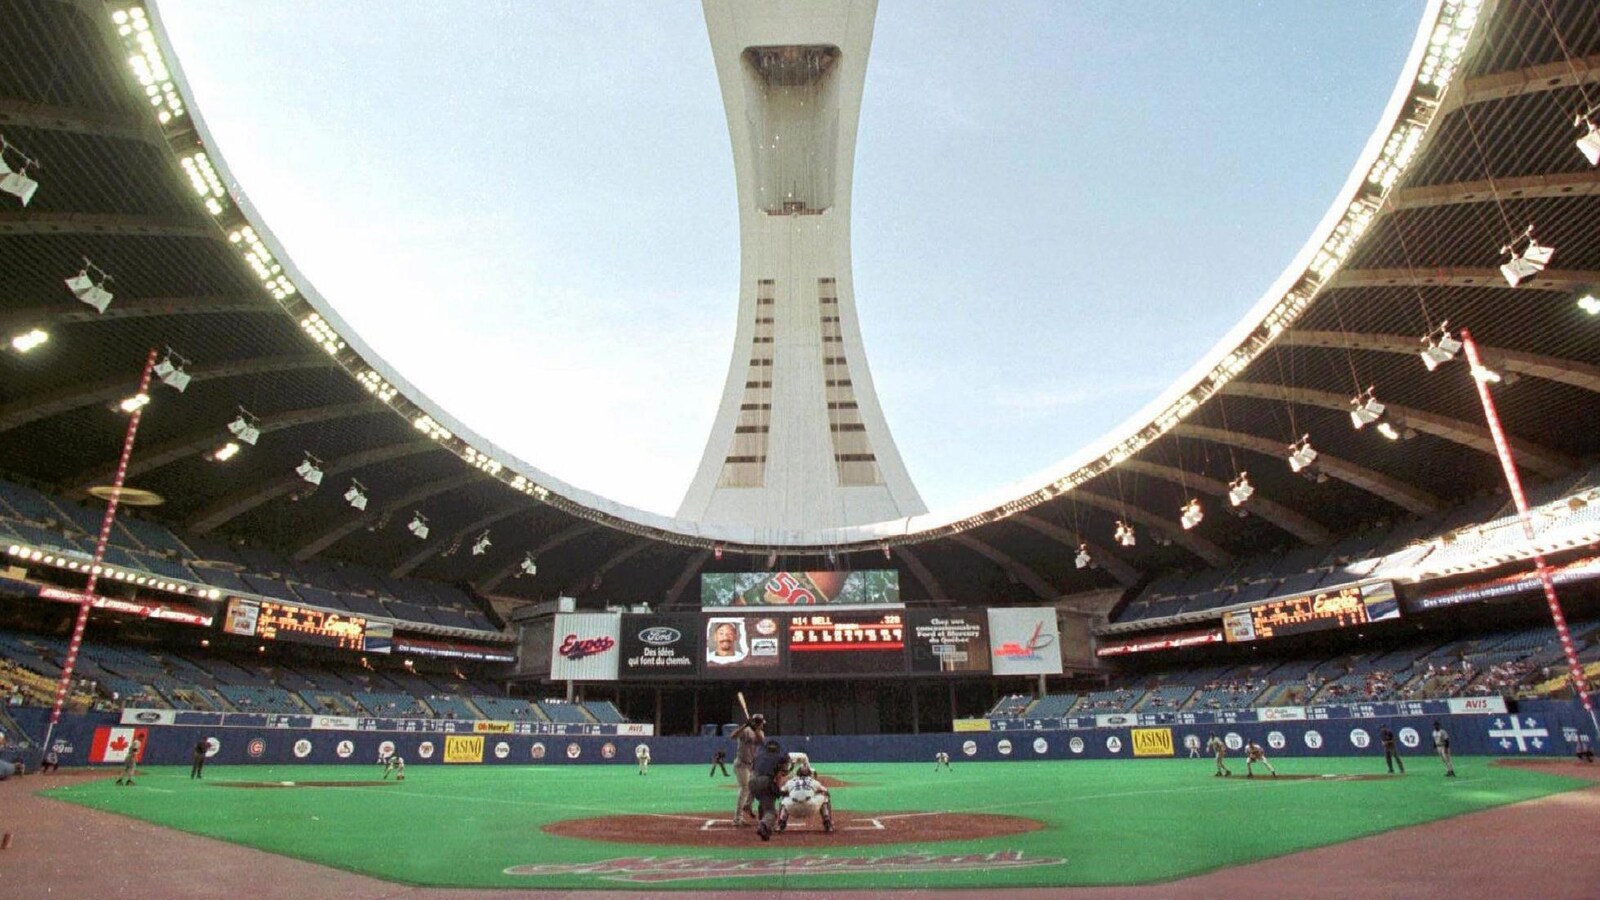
[639,627,681,645]
[134,711,162,723]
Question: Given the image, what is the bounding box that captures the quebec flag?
[1486,715,1549,753]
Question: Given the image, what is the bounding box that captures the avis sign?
[550,613,621,681]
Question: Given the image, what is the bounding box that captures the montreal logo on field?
[638,627,681,645]
[559,634,616,660]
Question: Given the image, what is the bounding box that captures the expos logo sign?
[638,627,682,646]
[559,633,616,660]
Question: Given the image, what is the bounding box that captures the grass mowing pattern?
[41,757,1586,890]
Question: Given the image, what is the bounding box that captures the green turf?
[40,758,1587,889]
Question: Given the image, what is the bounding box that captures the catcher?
[776,761,834,833]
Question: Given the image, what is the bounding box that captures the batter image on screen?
[707,619,749,665]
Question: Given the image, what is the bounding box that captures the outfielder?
[934,751,951,771]
[635,743,651,775]
[776,762,834,833]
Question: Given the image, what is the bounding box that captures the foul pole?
[39,348,160,756]
[1459,329,1599,740]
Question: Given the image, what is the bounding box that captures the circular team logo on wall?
[531,742,547,760]
[247,738,266,758]
[204,737,221,758]
[494,742,510,760]
[1033,737,1048,755]
[1224,733,1243,751]
[1267,731,1286,750]
[293,739,312,759]
[566,742,582,759]
[1349,728,1371,749]
[1106,736,1123,754]
[601,742,617,760]
[1304,730,1324,749]
[1070,736,1085,754]
[960,740,977,757]
[1183,735,1201,751]
[1399,727,1421,748]
[336,740,355,759]
[997,739,1013,756]
[378,740,396,759]
[418,741,435,760]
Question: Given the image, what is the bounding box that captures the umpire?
[750,739,789,841]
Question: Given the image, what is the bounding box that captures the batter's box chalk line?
[701,817,884,830]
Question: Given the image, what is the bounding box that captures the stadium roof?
[1,0,1597,609]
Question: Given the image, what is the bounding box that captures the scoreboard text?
[788,612,905,675]
[255,601,367,651]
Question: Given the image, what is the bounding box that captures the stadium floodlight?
[210,441,240,462]
[0,137,39,206]
[226,409,261,446]
[118,393,150,414]
[64,261,114,313]
[518,553,538,577]
[1074,543,1092,569]
[295,454,323,486]
[153,351,190,392]
[1499,226,1554,288]
[1287,434,1319,474]
[343,480,368,511]
[1577,114,1600,166]
[10,328,48,354]
[1579,294,1600,316]
[1228,472,1254,507]
[471,530,492,556]
[1179,498,1204,531]
[1376,421,1402,441]
[1348,386,1385,430]
[1419,321,1462,371]
[1114,520,1136,548]
[407,512,429,540]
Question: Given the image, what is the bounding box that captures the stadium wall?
[18,700,1589,768]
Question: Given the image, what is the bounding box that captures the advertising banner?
[1222,609,1256,643]
[700,570,900,608]
[986,608,1062,675]
[953,719,993,732]
[223,597,260,636]
[549,613,621,681]
[444,735,484,763]
[119,709,175,726]
[1448,697,1509,715]
[618,613,701,679]
[1096,629,1225,656]
[1131,728,1174,757]
[701,613,784,677]
[363,621,393,655]
[906,609,990,674]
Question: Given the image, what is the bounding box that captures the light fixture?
[518,553,538,577]
[1579,294,1600,316]
[1375,421,1401,441]
[1227,472,1254,507]
[210,441,240,462]
[407,512,429,540]
[153,351,190,392]
[1114,520,1136,548]
[9,328,48,354]
[64,261,114,313]
[1419,321,1462,371]
[1577,114,1600,166]
[471,530,491,556]
[1471,363,1502,384]
[226,409,261,446]
[295,454,323,486]
[1349,386,1385,430]
[1499,226,1555,288]
[1179,498,1204,530]
[0,136,39,206]
[1287,434,1318,474]
[343,480,368,511]
[118,393,150,414]
[1074,543,1092,569]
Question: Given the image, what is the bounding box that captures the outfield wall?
[11,699,1591,770]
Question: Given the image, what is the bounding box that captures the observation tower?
[679,0,925,534]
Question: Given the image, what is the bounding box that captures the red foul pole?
[1459,329,1598,739]
[40,348,160,755]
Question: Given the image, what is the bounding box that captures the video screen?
[906,609,990,674]
[701,614,784,677]
[787,611,906,676]
[700,570,900,607]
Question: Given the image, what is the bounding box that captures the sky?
[156,0,1426,519]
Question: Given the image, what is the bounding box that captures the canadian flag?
[90,727,148,763]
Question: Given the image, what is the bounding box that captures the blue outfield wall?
[16,699,1593,770]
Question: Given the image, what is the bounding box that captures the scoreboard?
[787,611,906,675]
[254,600,367,651]
[1224,581,1399,643]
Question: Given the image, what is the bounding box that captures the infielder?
[1206,733,1232,777]
[635,743,651,775]
[382,753,406,781]
[115,737,141,786]
[1244,739,1277,778]
[934,751,951,771]
[776,762,834,833]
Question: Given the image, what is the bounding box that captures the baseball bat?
[737,691,751,721]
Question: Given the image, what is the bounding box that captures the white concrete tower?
[681,0,925,535]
